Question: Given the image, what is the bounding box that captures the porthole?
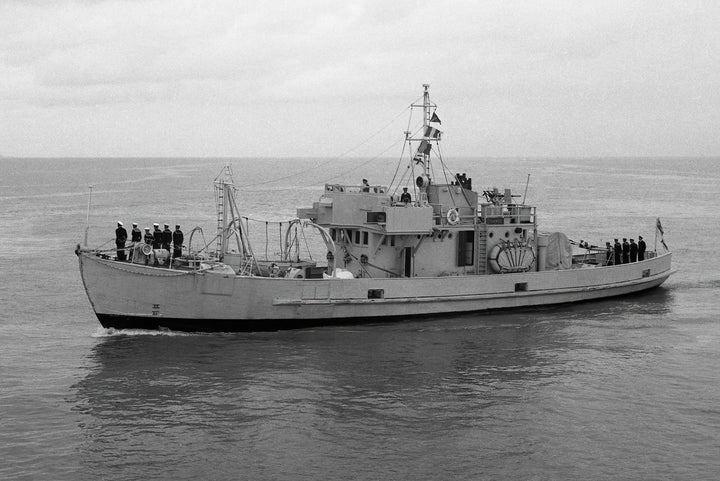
[505,231,510,238]
[489,232,494,238]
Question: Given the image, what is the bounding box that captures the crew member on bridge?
[614,238,621,265]
[400,187,411,204]
[172,225,184,259]
[115,221,127,261]
[638,236,646,261]
[362,179,370,192]
[622,238,630,264]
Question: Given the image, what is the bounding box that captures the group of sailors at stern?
[115,221,184,262]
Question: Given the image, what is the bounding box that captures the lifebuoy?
[141,243,153,255]
[488,244,503,273]
[446,208,459,225]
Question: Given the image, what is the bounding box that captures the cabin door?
[403,247,412,277]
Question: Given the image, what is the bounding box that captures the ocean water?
[1,156,719,480]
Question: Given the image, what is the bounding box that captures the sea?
[1,156,718,480]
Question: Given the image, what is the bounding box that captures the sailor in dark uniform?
[152,223,163,249]
[622,238,629,264]
[115,221,127,261]
[630,238,638,262]
[131,222,142,243]
[128,222,142,262]
[614,239,621,265]
[143,227,153,245]
[172,224,184,259]
[400,187,411,204]
[162,223,172,252]
[638,235,646,261]
[605,242,613,265]
[362,179,370,192]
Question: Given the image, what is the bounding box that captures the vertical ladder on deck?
[476,230,487,275]
[215,183,224,259]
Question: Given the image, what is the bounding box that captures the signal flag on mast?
[424,126,442,139]
[430,112,441,124]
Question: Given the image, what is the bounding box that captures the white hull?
[78,252,673,331]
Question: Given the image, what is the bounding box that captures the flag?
[430,112,441,124]
[424,125,442,139]
[418,139,432,155]
[656,217,668,251]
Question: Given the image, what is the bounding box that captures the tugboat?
[76,85,673,332]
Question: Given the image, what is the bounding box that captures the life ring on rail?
[446,208,460,225]
[141,243,153,255]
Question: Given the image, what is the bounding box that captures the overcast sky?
[1,0,718,158]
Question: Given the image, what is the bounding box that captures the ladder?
[215,184,224,259]
[476,230,487,275]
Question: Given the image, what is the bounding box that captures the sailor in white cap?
[115,221,128,261]
[152,223,162,249]
[143,227,153,245]
[130,222,142,243]
[172,224,184,259]
[162,223,172,253]
[128,222,142,262]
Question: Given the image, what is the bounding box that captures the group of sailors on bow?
[115,221,184,263]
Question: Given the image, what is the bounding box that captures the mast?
[409,84,439,182]
[422,83,432,179]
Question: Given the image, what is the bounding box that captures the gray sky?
[1,0,718,158]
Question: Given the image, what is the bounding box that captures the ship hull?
[78,252,673,332]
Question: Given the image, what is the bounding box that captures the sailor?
[362,179,370,192]
[162,223,172,252]
[130,222,142,243]
[630,238,638,262]
[400,187,411,204]
[143,227,153,245]
[605,242,614,265]
[622,238,630,264]
[614,238,622,265]
[152,223,162,249]
[128,222,141,262]
[172,224,184,259]
[115,221,127,261]
[638,235,646,261]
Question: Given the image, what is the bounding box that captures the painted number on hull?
[152,304,160,316]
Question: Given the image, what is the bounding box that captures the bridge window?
[515,282,528,292]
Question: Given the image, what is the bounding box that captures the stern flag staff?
[656,217,669,251]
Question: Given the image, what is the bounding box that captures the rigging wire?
[235,98,421,189]
[317,136,406,185]
[389,123,425,195]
